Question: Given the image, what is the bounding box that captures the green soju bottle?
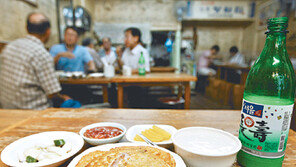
[237,17,295,167]
[138,51,146,76]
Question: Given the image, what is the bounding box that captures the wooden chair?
[206,78,222,100]
[290,101,296,131]
[232,84,244,109]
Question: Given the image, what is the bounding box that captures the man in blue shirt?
[50,27,96,72]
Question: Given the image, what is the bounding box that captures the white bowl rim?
[79,122,126,142]
[0,131,84,167]
[172,127,242,157]
[126,124,177,145]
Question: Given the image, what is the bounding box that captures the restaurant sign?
[186,1,252,19]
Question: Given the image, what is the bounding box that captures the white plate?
[1,131,84,167]
[87,73,104,78]
[68,142,186,167]
[126,124,177,146]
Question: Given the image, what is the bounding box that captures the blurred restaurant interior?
[1,0,296,111]
[0,0,296,166]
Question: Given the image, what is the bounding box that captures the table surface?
[215,64,251,71]
[59,73,197,84]
[112,73,197,83]
[0,108,295,166]
[150,67,176,73]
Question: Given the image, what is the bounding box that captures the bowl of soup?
[172,127,242,167]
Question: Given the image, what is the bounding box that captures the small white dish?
[1,131,84,167]
[79,122,126,146]
[126,124,177,148]
[172,127,242,167]
[87,73,104,78]
[68,142,186,167]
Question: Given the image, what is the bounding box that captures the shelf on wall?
[182,18,255,27]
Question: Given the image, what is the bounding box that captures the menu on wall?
[185,1,253,20]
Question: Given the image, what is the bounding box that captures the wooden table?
[59,77,111,103]
[216,64,250,85]
[112,73,197,109]
[0,108,295,166]
[150,67,176,73]
[60,73,197,109]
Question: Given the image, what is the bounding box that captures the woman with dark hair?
[118,27,150,73]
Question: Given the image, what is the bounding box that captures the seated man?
[228,46,246,66]
[227,46,246,84]
[118,27,150,73]
[0,13,70,110]
[82,37,103,70]
[196,45,220,93]
[197,45,220,76]
[116,28,150,108]
[50,27,96,73]
[99,37,117,67]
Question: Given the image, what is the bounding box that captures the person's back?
[0,35,60,109]
[197,50,211,71]
[0,13,63,110]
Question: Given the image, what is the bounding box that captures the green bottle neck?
[261,32,288,60]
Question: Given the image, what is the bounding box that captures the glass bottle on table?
[138,51,146,76]
[237,17,295,167]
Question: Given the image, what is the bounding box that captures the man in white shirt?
[227,46,246,84]
[118,27,150,73]
[228,46,246,66]
[116,28,150,108]
[99,37,117,67]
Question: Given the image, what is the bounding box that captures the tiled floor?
[190,92,233,109]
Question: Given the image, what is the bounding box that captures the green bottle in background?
[138,51,146,76]
[237,17,295,167]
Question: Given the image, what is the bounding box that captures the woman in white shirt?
[118,27,150,73]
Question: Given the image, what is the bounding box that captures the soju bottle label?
[239,99,293,158]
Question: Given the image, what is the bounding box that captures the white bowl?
[126,124,177,149]
[1,131,84,167]
[172,127,242,167]
[68,142,186,167]
[79,122,126,146]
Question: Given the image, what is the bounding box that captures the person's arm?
[144,50,150,72]
[53,52,75,64]
[117,58,124,68]
[87,60,96,72]
[117,51,125,69]
[83,48,96,72]
[48,93,71,108]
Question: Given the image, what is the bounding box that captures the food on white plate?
[18,139,72,164]
[83,126,124,139]
[134,125,171,142]
[75,146,176,167]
